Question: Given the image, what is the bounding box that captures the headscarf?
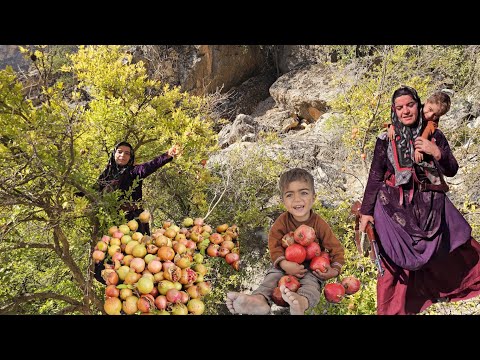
[97,141,135,193]
[387,86,424,186]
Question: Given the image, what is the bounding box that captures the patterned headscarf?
[97,141,135,193]
[387,86,424,186]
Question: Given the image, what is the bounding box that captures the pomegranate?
[105,270,119,286]
[108,226,118,236]
[225,252,240,265]
[137,277,154,295]
[104,297,122,315]
[206,244,220,257]
[285,244,306,264]
[221,240,235,251]
[216,223,229,233]
[187,298,205,315]
[105,284,120,298]
[231,260,240,271]
[272,287,288,307]
[218,247,230,257]
[124,272,141,285]
[137,294,155,313]
[324,283,345,303]
[138,210,151,223]
[310,255,330,273]
[179,291,189,304]
[166,288,182,303]
[130,257,146,273]
[127,219,139,231]
[179,268,197,285]
[186,285,200,299]
[154,295,167,310]
[158,246,175,261]
[196,281,212,296]
[278,275,301,292]
[92,250,105,263]
[170,303,188,315]
[193,217,204,227]
[182,217,194,227]
[122,295,138,314]
[341,276,361,295]
[96,241,108,252]
[119,288,133,300]
[319,251,330,260]
[293,224,316,246]
[305,242,321,261]
[147,259,162,274]
[209,233,224,245]
[158,280,176,295]
[281,231,295,248]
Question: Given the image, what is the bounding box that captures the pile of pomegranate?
[278,224,361,306]
[92,211,240,315]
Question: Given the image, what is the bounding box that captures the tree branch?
[0,291,83,314]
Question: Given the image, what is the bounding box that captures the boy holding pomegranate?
[226,168,344,315]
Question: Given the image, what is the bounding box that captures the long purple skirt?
[373,184,480,314]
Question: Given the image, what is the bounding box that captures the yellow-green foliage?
[0,45,218,314]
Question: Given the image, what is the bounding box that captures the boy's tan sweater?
[268,211,345,274]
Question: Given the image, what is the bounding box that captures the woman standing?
[359,86,480,315]
[94,141,180,284]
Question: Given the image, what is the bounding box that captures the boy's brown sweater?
[268,210,345,274]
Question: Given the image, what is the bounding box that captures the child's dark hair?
[279,168,315,195]
[426,91,451,116]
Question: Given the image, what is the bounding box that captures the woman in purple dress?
[94,141,180,284]
[97,141,180,234]
[359,85,480,315]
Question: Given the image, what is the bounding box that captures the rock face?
[269,62,357,122]
[0,45,27,70]
[181,45,267,95]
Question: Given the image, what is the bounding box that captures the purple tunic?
[360,131,471,270]
[120,152,173,203]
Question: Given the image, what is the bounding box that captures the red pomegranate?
[272,287,288,307]
[293,225,316,246]
[324,283,345,303]
[281,231,295,248]
[277,275,301,292]
[319,251,330,260]
[341,276,361,295]
[310,255,330,273]
[285,244,306,264]
[305,241,321,261]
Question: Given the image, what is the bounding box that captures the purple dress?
[360,131,480,314]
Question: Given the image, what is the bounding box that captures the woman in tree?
[94,141,181,283]
[359,85,480,315]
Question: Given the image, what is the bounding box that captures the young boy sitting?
[226,168,345,315]
[387,91,451,163]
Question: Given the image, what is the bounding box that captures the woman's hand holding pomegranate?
[167,144,182,158]
[280,260,308,278]
[312,265,339,281]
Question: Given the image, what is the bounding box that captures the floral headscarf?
[387,86,424,186]
[97,141,135,193]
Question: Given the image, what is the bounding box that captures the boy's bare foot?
[226,292,271,315]
[280,285,309,315]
